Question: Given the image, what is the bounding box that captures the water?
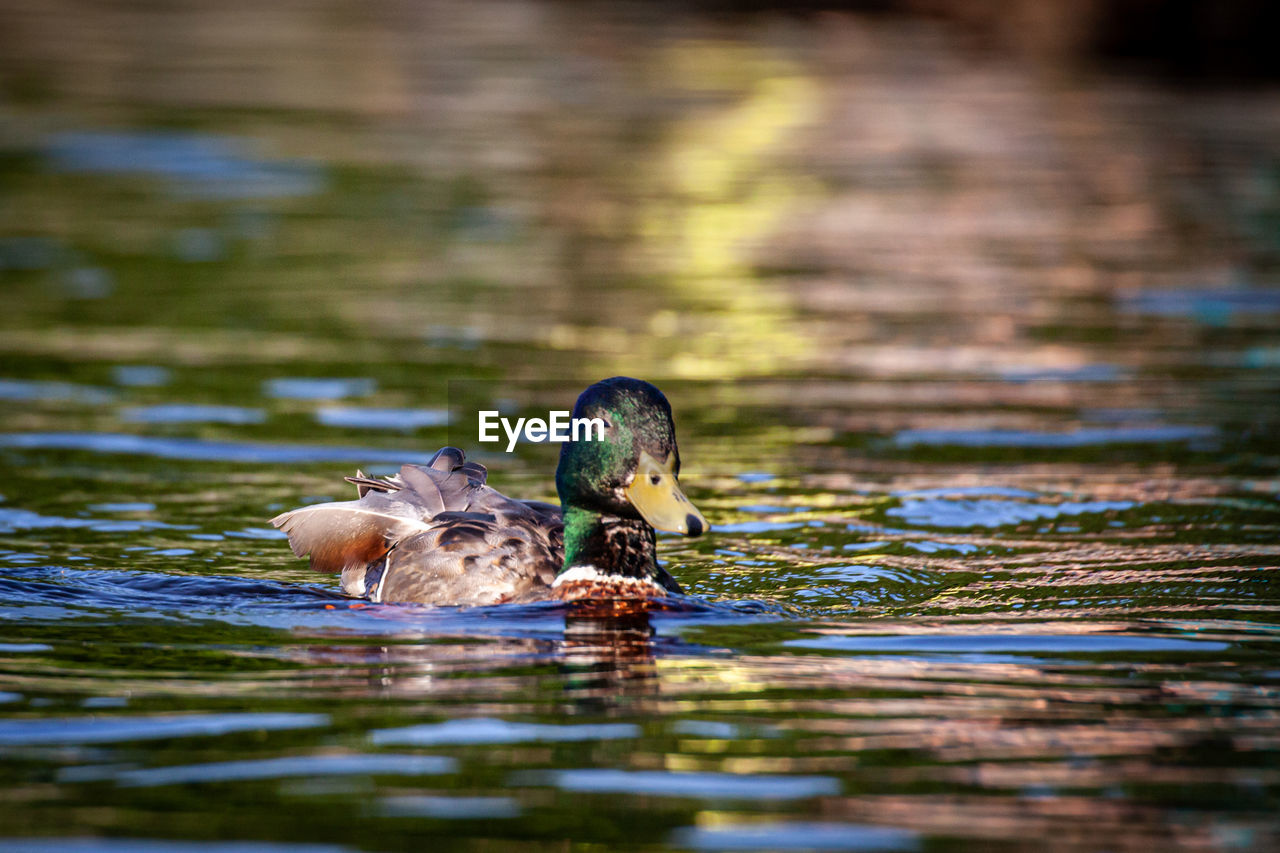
[2,2,1280,850]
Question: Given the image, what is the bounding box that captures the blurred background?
[1,2,1280,851]
[2,0,1279,404]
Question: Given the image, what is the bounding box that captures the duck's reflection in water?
[559,601,659,711]
[293,599,678,705]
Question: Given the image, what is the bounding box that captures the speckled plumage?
[275,447,581,605]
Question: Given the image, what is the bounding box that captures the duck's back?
[271,448,563,606]
[375,496,562,605]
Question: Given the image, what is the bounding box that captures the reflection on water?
[371,718,640,746]
[0,379,115,404]
[116,754,457,788]
[45,131,325,200]
[263,379,377,401]
[671,822,920,852]
[892,425,1218,449]
[0,433,437,464]
[120,404,267,425]
[886,494,1135,528]
[1,0,1280,850]
[313,407,448,431]
[523,768,843,800]
[0,712,328,745]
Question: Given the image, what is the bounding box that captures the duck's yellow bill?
[625,450,709,536]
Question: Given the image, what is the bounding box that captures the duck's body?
[271,378,706,606]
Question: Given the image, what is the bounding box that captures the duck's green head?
[555,377,708,537]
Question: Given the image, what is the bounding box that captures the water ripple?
[315,407,449,430]
[670,822,919,851]
[785,633,1230,655]
[378,795,521,819]
[117,754,456,787]
[0,712,328,745]
[44,130,324,200]
[0,433,434,465]
[0,842,351,853]
[120,405,266,425]
[887,497,1133,529]
[893,425,1216,448]
[263,378,376,400]
[0,379,115,405]
[371,717,639,746]
[520,769,842,800]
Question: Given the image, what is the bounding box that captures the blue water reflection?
[44,131,324,200]
[120,405,267,425]
[887,496,1134,528]
[263,379,376,400]
[0,380,115,405]
[893,425,1217,448]
[116,754,456,787]
[0,712,327,745]
[111,366,173,388]
[378,796,521,819]
[671,822,919,851]
[371,718,639,746]
[521,769,841,800]
[786,633,1230,654]
[315,407,448,430]
[0,433,434,465]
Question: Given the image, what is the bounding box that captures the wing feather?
[270,495,434,573]
[271,447,490,573]
[396,465,447,515]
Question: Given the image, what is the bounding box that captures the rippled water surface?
[2,2,1280,850]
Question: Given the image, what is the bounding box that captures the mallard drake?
[270,377,708,605]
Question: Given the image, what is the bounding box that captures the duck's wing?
[376,498,563,606]
[273,447,566,605]
[270,447,489,573]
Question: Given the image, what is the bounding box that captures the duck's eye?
[649,473,661,486]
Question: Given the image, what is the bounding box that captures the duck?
[270,377,709,606]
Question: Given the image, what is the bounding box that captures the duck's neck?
[559,505,659,580]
